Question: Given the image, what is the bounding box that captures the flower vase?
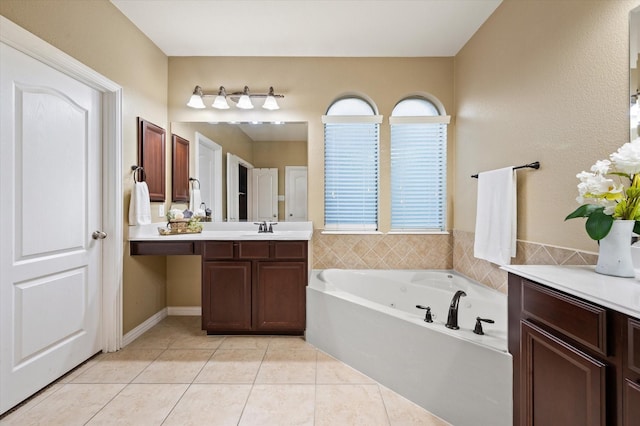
[595,219,635,278]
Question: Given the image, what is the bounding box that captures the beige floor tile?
[267,336,315,351]
[162,384,251,426]
[71,348,163,383]
[0,384,64,424]
[379,386,451,426]
[2,317,454,426]
[218,336,271,350]
[1,384,125,426]
[194,349,264,383]
[315,384,390,426]
[133,349,213,383]
[124,330,176,349]
[239,384,315,426]
[316,351,375,384]
[255,349,317,384]
[168,334,224,350]
[86,383,187,426]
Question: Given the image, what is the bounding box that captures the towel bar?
[471,161,539,178]
[189,177,200,189]
[131,165,146,182]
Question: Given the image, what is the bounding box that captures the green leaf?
[565,204,604,221]
[633,221,640,235]
[585,209,614,240]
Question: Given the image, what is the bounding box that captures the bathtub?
[306,269,512,426]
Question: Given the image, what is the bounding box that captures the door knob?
[92,230,107,240]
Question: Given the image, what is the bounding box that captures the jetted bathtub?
[306,269,512,426]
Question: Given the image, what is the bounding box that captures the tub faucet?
[445,290,467,330]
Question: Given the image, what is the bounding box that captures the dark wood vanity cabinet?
[201,240,308,335]
[508,273,639,426]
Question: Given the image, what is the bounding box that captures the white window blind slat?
[324,121,379,231]
[391,122,447,231]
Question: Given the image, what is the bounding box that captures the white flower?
[610,138,640,175]
[576,171,621,197]
[590,159,610,174]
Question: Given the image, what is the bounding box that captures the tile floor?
[0,316,450,425]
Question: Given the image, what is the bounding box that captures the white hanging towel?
[189,188,202,213]
[473,166,517,266]
[129,181,152,225]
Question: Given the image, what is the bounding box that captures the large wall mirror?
[170,121,308,222]
[631,6,640,140]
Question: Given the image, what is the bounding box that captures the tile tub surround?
[452,230,598,293]
[311,230,595,294]
[312,231,453,270]
[0,316,450,426]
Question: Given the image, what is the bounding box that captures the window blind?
[390,122,447,231]
[324,122,379,231]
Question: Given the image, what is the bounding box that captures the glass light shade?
[212,95,230,109]
[262,95,280,110]
[187,94,206,109]
[236,95,254,109]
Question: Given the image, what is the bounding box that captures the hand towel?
[189,188,202,213]
[129,181,152,225]
[473,167,517,266]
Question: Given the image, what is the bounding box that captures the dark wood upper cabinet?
[171,134,190,203]
[137,118,166,202]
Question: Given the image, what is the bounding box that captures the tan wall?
[0,0,169,334]
[451,0,640,291]
[454,0,639,253]
[168,56,455,232]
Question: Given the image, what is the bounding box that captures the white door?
[195,132,222,222]
[252,168,278,222]
[285,166,308,221]
[0,42,103,414]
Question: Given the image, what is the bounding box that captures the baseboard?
[167,306,201,316]
[121,308,168,347]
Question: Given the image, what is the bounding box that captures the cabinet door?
[254,262,306,333]
[202,261,251,332]
[623,379,640,426]
[521,320,607,426]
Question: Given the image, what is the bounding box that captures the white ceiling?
[111,0,502,57]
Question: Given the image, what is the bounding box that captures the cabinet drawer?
[203,241,235,259]
[521,280,607,356]
[629,318,640,375]
[273,241,307,259]
[130,241,194,255]
[238,241,270,259]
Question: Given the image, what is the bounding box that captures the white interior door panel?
[0,41,102,414]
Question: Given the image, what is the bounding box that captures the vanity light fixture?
[262,87,280,110]
[187,86,206,109]
[236,86,254,109]
[186,85,284,110]
[211,86,230,109]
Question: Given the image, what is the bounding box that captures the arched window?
[322,96,381,231]
[390,96,450,232]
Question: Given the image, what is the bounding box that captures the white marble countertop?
[129,221,313,241]
[502,264,640,319]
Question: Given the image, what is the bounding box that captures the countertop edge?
[502,264,640,320]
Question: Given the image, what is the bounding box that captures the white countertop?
[129,221,313,241]
[502,264,640,319]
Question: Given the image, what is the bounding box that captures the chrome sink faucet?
[254,221,278,233]
[445,290,467,330]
